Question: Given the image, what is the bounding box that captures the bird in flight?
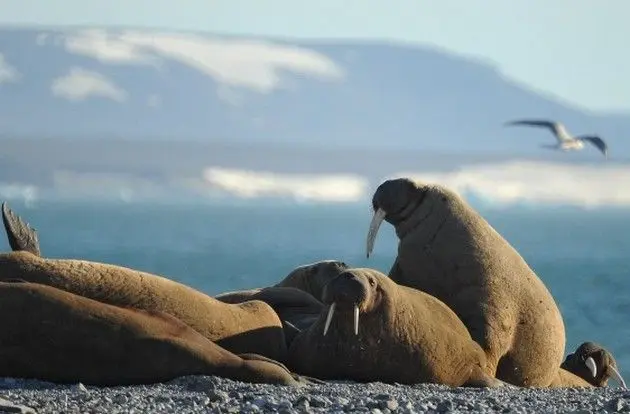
[504,119,609,158]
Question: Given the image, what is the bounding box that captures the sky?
[0,0,628,112]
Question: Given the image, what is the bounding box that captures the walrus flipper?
[1,202,41,256]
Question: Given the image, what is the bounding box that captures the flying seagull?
[504,119,609,158]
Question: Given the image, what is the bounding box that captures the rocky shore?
[0,376,628,413]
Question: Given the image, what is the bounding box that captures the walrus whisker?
[366,208,386,258]
[323,303,336,336]
[610,366,627,388]
[353,305,359,335]
[584,357,597,378]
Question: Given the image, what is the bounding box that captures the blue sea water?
[2,199,629,376]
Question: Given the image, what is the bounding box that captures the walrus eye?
[368,279,375,287]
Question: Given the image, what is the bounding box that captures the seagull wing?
[576,135,609,158]
[504,119,571,142]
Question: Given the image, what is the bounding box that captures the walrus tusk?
[353,305,359,335]
[584,357,597,378]
[610,366,627,388]
[323,303,336,336]
[366,208,387,258]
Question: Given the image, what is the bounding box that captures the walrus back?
[394,186,565,385]
[0,251,287,361]
[0,281,304,386]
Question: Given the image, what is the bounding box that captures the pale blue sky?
[0,0,628,112]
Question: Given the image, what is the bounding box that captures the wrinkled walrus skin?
[0,280,310,386]
[367,178,566,387]
[0,202,287,362]
[288,268,507,388]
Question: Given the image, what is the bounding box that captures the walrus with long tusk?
[287,267,508,387]
[559,342,626,388]
[366,178,566,387]
[0,280,314,386]
[0,202,288,362]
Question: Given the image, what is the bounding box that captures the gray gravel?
[0,376,628,414]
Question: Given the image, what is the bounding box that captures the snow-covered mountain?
[0,26,628,157]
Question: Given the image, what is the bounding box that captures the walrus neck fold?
[384,191,427,228]
[393,194,444,241]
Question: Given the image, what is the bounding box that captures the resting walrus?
[288,268,507,387]
[274,260,349,301]
[366,178,565,387]
[559,342,626,388]
[215,260,349,341]
[0,280,312,386]
[216,286,324,345]
[0,202,287,362]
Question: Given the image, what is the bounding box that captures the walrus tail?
[1,202,41,256]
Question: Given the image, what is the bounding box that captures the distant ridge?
[0,26,627,158]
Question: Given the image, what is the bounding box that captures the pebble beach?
[0,376,628,414]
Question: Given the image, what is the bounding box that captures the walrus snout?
[320,272,369,337]
[321,272,368,306]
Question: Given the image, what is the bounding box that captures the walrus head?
[561,342,626,388]
[367,178,432,258]
[277,260,349,302]
[320,268,382,337]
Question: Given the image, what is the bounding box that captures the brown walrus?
[287,267,507,387]
[215,260,349,341]
[0,280,312,386]
[274,260,349,301]
[560,342,626,388]
[0,202,287,362]
[366,178,566,387]
[216,286,324,345]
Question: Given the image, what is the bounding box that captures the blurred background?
[0,0,628,377]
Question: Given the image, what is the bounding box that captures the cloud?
[0,53,20,84]
[394,161,630,208]
[51,67,128,102]
[62,29,345,93]
[63,29,160,66]
[0,183,38,204]
[203,167,368,203]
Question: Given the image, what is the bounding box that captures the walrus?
[0,280,314,386]
[560,342,626,388]
[216,286,324,345]
[274,260,349,301]
[215,260,349,342]
[287,267,507,387]
[0,202,287,362]
[366,178,566,387]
